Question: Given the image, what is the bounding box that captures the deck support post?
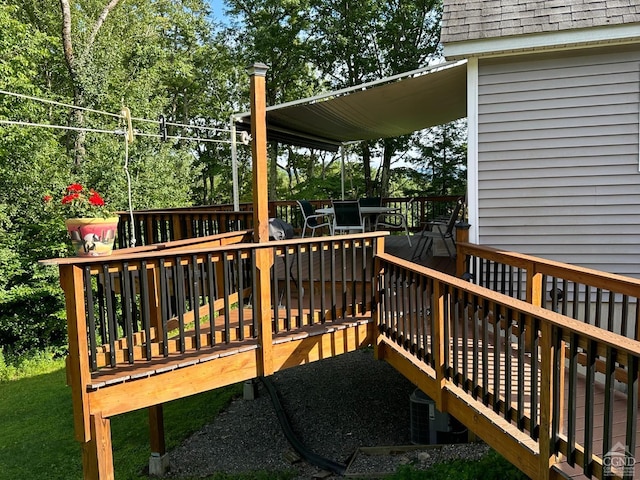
[148,404,169,475]
[60,264,93,443]
[82,412,114,480]
[247,62,275,376]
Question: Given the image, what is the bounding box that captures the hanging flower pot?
[65,216,119,257]
[44,183,119,257]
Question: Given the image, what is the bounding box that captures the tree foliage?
[224,0,449,199]
[0,0,466,358]
[306,0,443,197]
[0,0,242,357]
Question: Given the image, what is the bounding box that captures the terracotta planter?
[65,217,119,257]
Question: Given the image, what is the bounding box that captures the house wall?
[477,45,640,277]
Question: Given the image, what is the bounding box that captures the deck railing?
[53,232,383,379]
[48,220,640,480]
[457,243,640,340]
[116,209,255,249]
[115,196,461,249]
[377,252,640,479]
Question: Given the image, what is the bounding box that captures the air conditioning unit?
[409,388,467,444]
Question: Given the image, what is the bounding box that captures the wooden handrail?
[380,252,640,357]
[456,242,640,341]
[378,250,640,479]
[458,242,640,295]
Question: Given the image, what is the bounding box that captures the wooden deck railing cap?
[378,251,640,357]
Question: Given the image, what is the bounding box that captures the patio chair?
[412,196,464,260]
[373,198,412,246]
[297,200,331,237]
[332,200,365,235]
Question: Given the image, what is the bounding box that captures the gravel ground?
[164,348,489,479]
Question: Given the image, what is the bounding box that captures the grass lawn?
[0,359,242,480]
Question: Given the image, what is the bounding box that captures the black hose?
[259,375,347,475]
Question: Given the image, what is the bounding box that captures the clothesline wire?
[0,119,232,144]
[0,89,244,249]
[129,114,229,134]
[0,119,119,135]
[0,88,122,119]
[0,88,237,136]
[135,130,236,144]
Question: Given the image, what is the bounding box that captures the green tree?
[225,0,323,200]
[59,0,126,164]
[222,0,446,201]
[411,119,467,196]
[307,0,443,197]
[0,4,70,357]
[0,0,238,357]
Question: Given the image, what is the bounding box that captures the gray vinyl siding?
[477,46,640,277]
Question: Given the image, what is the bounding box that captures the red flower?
[46,183,113,218]
[61,193,80,204]
[88,191,105,207]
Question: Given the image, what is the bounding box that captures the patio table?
[317,205,404,236]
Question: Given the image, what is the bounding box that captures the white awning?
[234,60,467,151]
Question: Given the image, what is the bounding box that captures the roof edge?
[443,23,640,60]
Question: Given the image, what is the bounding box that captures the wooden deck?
[88,233,446,385]
[373,248,640,480]
[48,229,640,480]
[103,234,636,479]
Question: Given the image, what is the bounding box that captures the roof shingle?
[441,0,640,44]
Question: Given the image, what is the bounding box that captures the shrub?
[0,284,67,358]
[0,347,64,381]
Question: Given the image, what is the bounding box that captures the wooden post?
[59,264,92,443]
[526,266,543,349]
[82,412,114,480]
[248,62,274,376]
[249,62,270,244]
[171,214,183,241]
[373,237,386,361]
[145,214,154,244]
[538,320,557,480]
[146,264,163,341]
[149,405,166,455]
[148,404,169,475]
[526,268,543,307]
[455,221,470,278]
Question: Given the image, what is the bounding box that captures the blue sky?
[206,0,229,23]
